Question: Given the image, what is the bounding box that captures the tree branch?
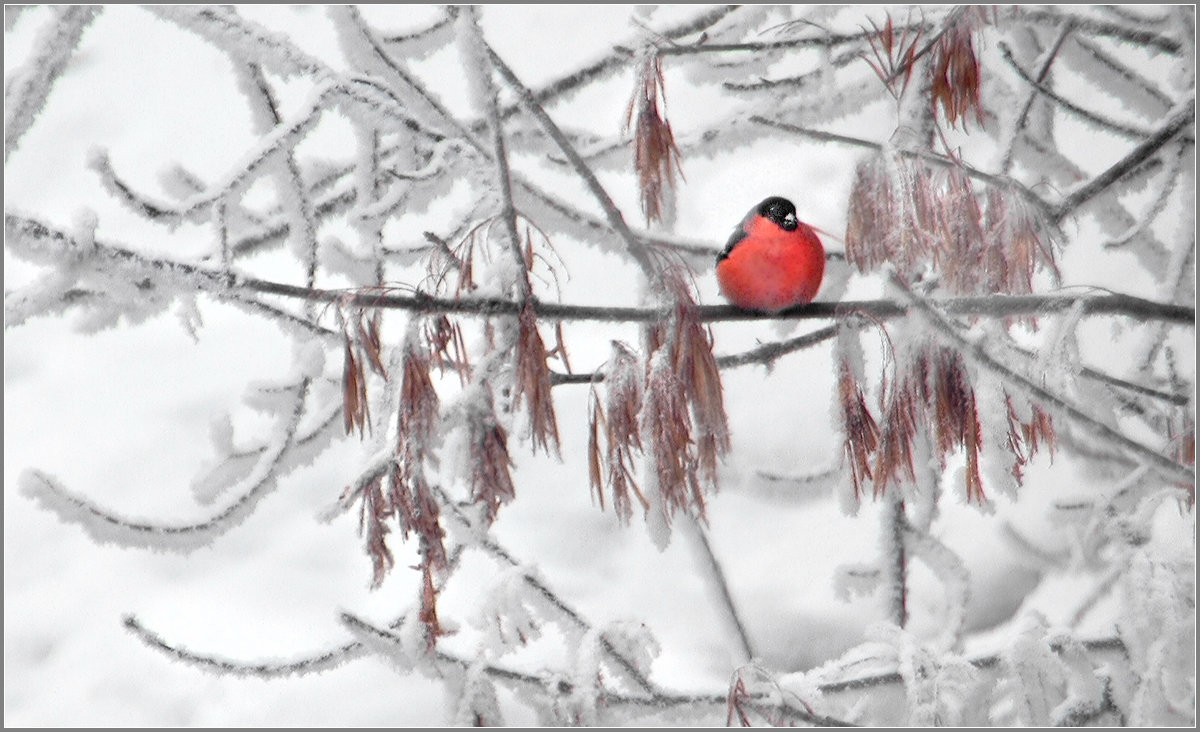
[999,42,1157,141]
[750,116,1057,214]
[7,214,1196,329]
[1053,98,1196,221]
[1020,8,1183,54]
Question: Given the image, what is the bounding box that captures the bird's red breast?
[716,198,825,313]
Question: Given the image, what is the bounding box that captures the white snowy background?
[4,5,1195,726]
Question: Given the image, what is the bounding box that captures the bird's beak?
[784,212,798,227]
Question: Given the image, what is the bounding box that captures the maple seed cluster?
[839,343,1056,505]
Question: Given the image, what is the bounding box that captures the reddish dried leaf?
[418,562,446,653]
[625,54,684,224]
[514,302,561,457]
[874,374,921,496]
[839,357,881,503]
[470,408,516,524]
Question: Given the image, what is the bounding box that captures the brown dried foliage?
[418,561,446,652]
[866,8,988,128]
[930,8,990,129]
[470,401,517,524]
[342,309,388,438]
[863,12,924,100]
[626,53,684,224]
[514,301,561,457]
[838,357,881,502]
[642,269,731,522]
[845,154,1057,299]
[726,673,754,727]
[874,369,922,495]
[588,342,649,523]
[1005,393,1057,486]
[423,314,471,385]
[842,341,1022,506]
[929,347,986,503]
[586,271,729,526]
[357,473,395,587]
[391,348,448,567]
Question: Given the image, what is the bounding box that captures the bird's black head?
[757,196,799,231]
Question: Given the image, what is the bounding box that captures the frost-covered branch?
[124,614,367,677]
[751,116,1057,214]
[3,6,101,162]
[1019,7,1184,54]
[999,42,1157,141]
[1053,98,1196,221]
[683,520,756,663]
[18,377,331,550]
[7,212,1195,328]
[816,637,1128,694]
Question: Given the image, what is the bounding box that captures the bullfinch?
[716,196,825,312]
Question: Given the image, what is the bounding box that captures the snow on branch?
[3,6,100,162]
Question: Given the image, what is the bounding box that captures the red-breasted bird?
[716,196,825,312]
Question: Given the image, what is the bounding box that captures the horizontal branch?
[653,22,924,56]
[7,214,1195,330]
[817,637,1128,694]
[238,278,1197,326]
[342,612,855,726]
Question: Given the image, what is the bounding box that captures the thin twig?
[750,116,1057,214]
[1020,8,1183,54]
[1001,20,1077,174]
[461,8,530,301]
[429,484,658,695]
[685,519,756,663]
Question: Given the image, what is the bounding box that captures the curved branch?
[18,378,323,550]
[124,614,366,677]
